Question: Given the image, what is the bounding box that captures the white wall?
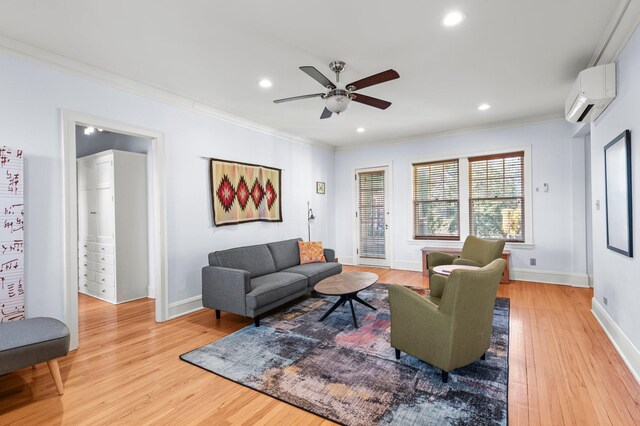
[590,23,640,362]
[334,119,589,284]
[0,51,334,321]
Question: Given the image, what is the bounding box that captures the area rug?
[181,284,509,425]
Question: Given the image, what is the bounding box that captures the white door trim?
[61,110,169,349]
[352,163,394,268]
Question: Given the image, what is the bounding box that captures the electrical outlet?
[603,296,608,305]
[530,258,536,266]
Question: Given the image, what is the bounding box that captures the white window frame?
[408,145,534,249]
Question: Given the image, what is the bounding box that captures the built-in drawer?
[78,270,96,282]
[92,253,114,265]
[95,263,114,275]
[96,272,114,287]
[95,243,114,255]
[78,278,90,292]
[97,283,115,301]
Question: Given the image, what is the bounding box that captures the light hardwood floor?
[1,266,639,425]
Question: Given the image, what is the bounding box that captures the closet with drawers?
[77,149,149,304]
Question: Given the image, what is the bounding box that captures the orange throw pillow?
[298,241,326,264]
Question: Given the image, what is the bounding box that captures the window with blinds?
[469,151,524,242]
[358,171,386,259]
[412,160,460,240]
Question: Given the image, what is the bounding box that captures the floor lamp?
[307,201,315,242]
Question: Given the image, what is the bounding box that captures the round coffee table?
[314,272,378,328]
[433,264,480,276]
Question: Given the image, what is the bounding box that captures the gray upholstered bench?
[0,317,70,395]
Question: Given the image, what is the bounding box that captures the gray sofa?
[202,238,342,326]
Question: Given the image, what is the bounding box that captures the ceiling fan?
[273,61,399,119]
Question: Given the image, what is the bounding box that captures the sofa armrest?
[202,266,251,316]
[427,252,456,274]
[324,248,336,263]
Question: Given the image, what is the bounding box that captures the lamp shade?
[325,95,350,113]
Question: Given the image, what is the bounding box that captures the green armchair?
[428,236,505,299]
[389,258,506,382]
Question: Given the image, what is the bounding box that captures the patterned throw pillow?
[298,241,326,264]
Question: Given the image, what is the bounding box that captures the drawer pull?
[83,274,87,277]
[102,267,106,271]
[101,257,105,261]
[101,278,105,282]
[101,248,105,251]
[84,263,88,267]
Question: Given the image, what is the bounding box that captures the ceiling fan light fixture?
[325,94,350,114]
[478,103,491,111]
[356,127,365,133]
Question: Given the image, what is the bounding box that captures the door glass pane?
[359,171,385,259]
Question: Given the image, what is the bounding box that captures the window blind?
[469,151,524,242]
[358,171,386,259]
[412,160,460,240]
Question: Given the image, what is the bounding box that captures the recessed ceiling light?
[356,127,366,133]
[258,79,272,88]
[84,126,95,135]
[442,10,466,27]
[478,103,491,111]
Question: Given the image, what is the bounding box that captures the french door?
[356,167,390,267]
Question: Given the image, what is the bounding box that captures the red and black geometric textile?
[236,176,250,210]
[216,175,235,213]
[210,158,282,226]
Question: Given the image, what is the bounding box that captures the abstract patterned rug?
[181,284,509,425]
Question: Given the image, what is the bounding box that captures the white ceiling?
[0,0,626,148]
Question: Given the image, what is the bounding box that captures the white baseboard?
[392,260,422,272]
[339,256,354,266]
[147,285,156,299]
[168,295,204,319]
[511,268,589,287]
[592,298,640,385]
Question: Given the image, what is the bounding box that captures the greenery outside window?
[469,151,525,242]
[413,160,460,240]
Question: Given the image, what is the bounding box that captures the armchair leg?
[481,352,486,361]
[254,316,260,327]
[441,370,449,383]
[395,349,401,360]
[215,309,221,319]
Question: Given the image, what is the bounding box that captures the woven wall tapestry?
[211,158,282,226]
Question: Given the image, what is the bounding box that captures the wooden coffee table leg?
[319,295,346,322]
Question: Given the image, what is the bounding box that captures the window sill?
[407,239,535,250]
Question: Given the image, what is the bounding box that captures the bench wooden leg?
[47,359,64,395]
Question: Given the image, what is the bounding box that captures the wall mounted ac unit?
[565,63,616,123]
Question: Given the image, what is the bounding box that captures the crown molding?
[334,113,566,153]
[0,32,334,152]
[590,0,640,66]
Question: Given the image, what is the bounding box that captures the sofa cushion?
[212,244,276,278]
[246,272,308,309]
[283,262,342,287]
[267,238,302,271]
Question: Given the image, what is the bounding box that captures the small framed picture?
[316,181,326,194]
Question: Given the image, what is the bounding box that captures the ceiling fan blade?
[347,69,399,91]
[273,93,325,103]
[320,107,333,119]
[351,93,392,110]
[300,66,336,89]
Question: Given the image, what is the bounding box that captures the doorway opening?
[76,126,154,319]
[354,166,391,268]
[62,112,168,349]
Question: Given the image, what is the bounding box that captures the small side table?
[433,265,481,276]
[422,247,511,284]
